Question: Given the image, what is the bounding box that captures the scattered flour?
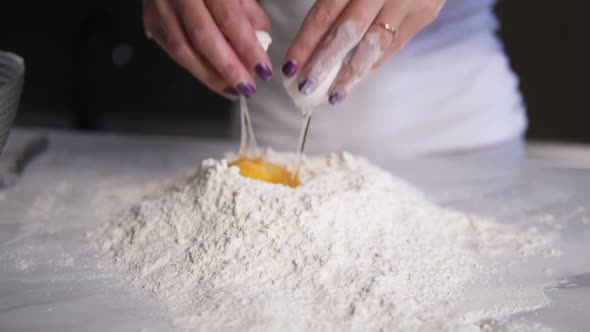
[91,152,551,331]
[480,319,555,332]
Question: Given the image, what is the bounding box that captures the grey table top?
[0,129,589,331]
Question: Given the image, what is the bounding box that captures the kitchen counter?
[1,128,589,331]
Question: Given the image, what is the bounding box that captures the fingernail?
[298,78,317,96]
[282,60,297,78]
[255,62,272,81]
[329,90,345,105]
[223,86,239,97]
[237,81,256,98]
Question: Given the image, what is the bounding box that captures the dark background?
[1,1,589,143]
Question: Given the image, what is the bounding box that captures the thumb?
[241,0,271,31]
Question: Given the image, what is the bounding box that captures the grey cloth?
[0,51,25,155]
[0,135,48,188]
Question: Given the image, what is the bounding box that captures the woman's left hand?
[283,0,446,105]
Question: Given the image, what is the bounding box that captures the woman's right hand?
[142,0,272,99]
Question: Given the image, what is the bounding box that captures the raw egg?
[230,158,299,187]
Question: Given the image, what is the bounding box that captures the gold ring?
[378,22,399,40]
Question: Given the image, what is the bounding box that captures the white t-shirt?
[241,0,527,156]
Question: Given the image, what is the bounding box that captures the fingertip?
[282,59,298,78]
[329,90,346,105]
[223,86,240,98]
[237,81,257,98]
[255,62,272,81]
[298,78,317,96]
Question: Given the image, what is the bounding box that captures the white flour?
[92,152,551,331]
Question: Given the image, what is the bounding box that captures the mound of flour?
[92,152,549,331]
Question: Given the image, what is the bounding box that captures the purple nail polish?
[223,86,239,97]
[282,60,297,78]
[298,78,317,96]
[255,62,272,81]
[237,81,256,98]
[329,90,345,105]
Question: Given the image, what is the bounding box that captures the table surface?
[1,129,589,332]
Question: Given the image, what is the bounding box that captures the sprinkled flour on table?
[91,152,551,331]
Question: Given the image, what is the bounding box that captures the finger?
[241,0,271,31]
[179,0,257,97]
[372,0,444,69]
[205,0,273,81]
[146,0,239,100]
[328,0,413,105]
[142,0,157,39]
[297,0,386,97]
[282,0,350,78]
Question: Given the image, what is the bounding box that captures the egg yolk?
[230,158,299,187]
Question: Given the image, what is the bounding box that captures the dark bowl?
[0,51,25,155]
